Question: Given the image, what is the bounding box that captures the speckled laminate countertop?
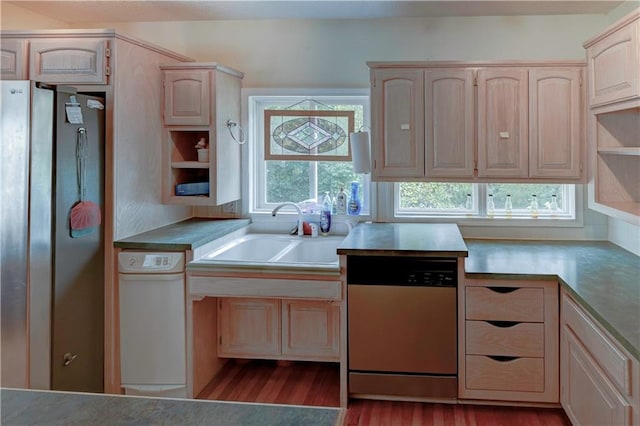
[0,388,342,426]
[464,239,640,360]
[337,223,468,257]
[114,218,250,251]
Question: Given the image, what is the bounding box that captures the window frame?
[245,89,372,218]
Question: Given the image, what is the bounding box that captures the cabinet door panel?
[425,69,475,178]
[218,298,280,357]
[562,327,632,426]
[477,69,529,178]
[588,19,640,107]
[29,39,109,84]
[282,300,339,360]
[163,70,210,126]
[530,69,583,179]
[1,39,28,80]
[371,69,424,179]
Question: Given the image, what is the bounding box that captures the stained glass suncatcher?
[264,110,354,161]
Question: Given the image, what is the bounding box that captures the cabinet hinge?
[105,47,111,58]
[373,159,377,169]
[105,66,111,77]
[219,336,222,345]
[473,77,478,87]
[579,163,583,172]
[372,77,376,88]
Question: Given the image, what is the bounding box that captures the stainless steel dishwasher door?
[348,284,457,374]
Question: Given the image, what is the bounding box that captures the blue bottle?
[348,181,361,215]
[320,192,332,235]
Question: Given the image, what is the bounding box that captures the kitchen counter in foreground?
[0,388,342,426]
[465,239,640,361]
[114,218,250,251]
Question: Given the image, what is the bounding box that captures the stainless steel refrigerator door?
[29,82,54,389]
[51,87,105,392]
[0,80,30,388]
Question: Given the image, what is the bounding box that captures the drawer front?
[466,355,544,392]
[466,286,544,322]
[562,294,631,395]
[466,320,544,357]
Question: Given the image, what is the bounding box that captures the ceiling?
[5,0,626,24]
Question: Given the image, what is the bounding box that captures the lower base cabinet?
[218,298,340,362]
[561,290,639,426]
[458,278,559,403]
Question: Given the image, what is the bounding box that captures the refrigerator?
[1,81,105,392]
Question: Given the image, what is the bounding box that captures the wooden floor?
[197,360,572,426]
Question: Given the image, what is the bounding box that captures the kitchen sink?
[200,233,343,266]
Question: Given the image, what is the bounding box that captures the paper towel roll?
[350,132,371,174]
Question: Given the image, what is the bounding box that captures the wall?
[0,3,69,29]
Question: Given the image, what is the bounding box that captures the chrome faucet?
[271,202,304,236]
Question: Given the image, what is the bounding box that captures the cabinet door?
[562,327,632,426]
[163,70,210,126]
[218,298,280,358]
[371,68,425,179]
[1,39,28,80]
[425,69,475,178]
[282,300,339,361]
[29,39,109,84]
[477,69,529,178]
[529,68,583,179]
[587,19,639,108]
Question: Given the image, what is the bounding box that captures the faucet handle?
[289,224,299,235]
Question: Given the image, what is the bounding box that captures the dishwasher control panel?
[347,256,458,287]
[118,252,185,274]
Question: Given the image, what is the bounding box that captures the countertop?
[337,223,468,257]
[114,218,250,251]
[464,239,640,361]
[0,388,342,426]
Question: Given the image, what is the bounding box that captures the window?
[396,182,575,219]
[249,92,370,214]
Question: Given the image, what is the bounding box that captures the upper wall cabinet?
[0,39,28,80]
[425,69,475,178]
[368,62,585,183]
[160,63,244,206]
[584,10,640,225]
[163,70,211,126]
[477,68,529,179]
[585,12,640,110]
[28,39,110,84]
[371,68,425,179]
[529,68,584,179]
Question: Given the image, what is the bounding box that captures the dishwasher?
[347,255,458,400]
[118,251,187,398]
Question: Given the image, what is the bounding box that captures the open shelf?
[597,147,640,156]
[171,161,210,169]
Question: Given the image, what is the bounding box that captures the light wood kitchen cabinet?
[371,68,425,179]
[561,290,639,426]
[585,10,640,225]
[529,68,584,179]
[217,298,340,362]
[162,69,210,126]
[458,278,559,403]
[368,61,585,183]
[28,38,110,84]
[282,300,339,360]
[585,12,640,109]
[160,63,244,206]
[218,298,281,358]
[0,39,28,80]
[424,69,475,178]
[476,68,529,178]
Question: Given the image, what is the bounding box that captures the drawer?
[466,286,544,322]
[562,294,631,396]
[466,355,544,392]
[466,320,544,357]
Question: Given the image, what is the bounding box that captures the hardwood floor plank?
[198,361,571,426]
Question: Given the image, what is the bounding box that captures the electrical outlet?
[223,201,237,214]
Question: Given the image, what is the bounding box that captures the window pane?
[487,183,565,212]
[266,161,311,203]
[399,182,473,210]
